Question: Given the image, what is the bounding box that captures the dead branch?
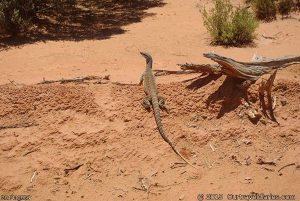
[38,75,110,84]
[259,70,278,123]
[23,149,40,156]
[153,69,196,76]
[256,157,276,166]
[0,122,38,130]
[64,164,83,174]
[30,171,37,183]
[177,53,299,80]
[278,163,296,173]
[203,52,300,80]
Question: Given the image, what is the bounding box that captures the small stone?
[247,110,262,123]
[179,194,185,200]
[241,139,252,145]
[281,100,287,106]
[123,117,131,122]
[260,119,267,125]
[243,102,250,108]
[201,114,207,119]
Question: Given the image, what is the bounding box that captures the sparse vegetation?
[252,0,277,21]
[202,0,258,46]
[278,0,294,17]
[0,0,37,35]
[0,0,157,36]
[295,0,300,11]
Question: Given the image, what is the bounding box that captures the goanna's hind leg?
[142,96,152,111]
[158,95,169,113]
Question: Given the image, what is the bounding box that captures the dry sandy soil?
[0,0,300,200]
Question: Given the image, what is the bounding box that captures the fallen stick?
[153,69,196,76]
[64,164,83,174]
[256,158,276,166]
[259,70,278,123]
[0,122,39,130]
[38,75,110,84]
[23,149,40,156]
[209,143,215,152]
[30,171,37,183]
[278,163,296,173]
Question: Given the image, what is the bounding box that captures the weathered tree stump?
[177,52,300,80]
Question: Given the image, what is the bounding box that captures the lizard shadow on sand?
[206,77,249,118]
[0,0,165,50]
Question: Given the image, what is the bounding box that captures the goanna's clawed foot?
[158,96,170,113]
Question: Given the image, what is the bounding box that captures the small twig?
[23,149,40,156]
[278,163,296,173]
[153,69,196,76]
[64,164,83,174]
[0,122,39,130]
[8,79,18,86]
[84,173,93,180]
[132,187,147,192]
[151,171,158,177]
[30,171,37,183]
[256,158,276,166]
[261,167,275,172]
[170,162,187,169]
[261,34,276,40]
[111,82,139,86]
[209,143,215,152]
[38,75,110,84]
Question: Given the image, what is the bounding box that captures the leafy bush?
[295,0,300,11]
[0,0,77,35]
[231,7,258,45]
[278,0,294,17]
[251,0,277,21]
[0,0,37,35]
[202,0,258,46]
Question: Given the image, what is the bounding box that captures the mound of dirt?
[0,65,299,200]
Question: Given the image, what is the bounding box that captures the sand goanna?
[139,52,197,169]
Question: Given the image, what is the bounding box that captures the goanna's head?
[140,52,153,67]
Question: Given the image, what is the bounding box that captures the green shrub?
[0,0,77,36]
[0,0,38,35]
[252,0,277,21]
[231,7,258,45]
[202,0,258,46]
[278,0,294,17]
[295,0,300,11]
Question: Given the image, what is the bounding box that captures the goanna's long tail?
[152,98,198,169]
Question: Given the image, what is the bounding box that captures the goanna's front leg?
[139,73,144,85]
[158,95,169,113]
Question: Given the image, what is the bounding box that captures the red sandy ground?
[0,0,299,200]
